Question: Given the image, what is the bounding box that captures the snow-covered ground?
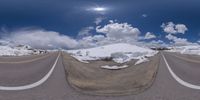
[66,43,158,68]
[0,45,47,56]
[167,45,200,55]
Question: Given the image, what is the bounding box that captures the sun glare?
[93,7,106,11]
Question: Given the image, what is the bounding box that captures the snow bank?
[0,45,47,56]
[0,46,31,56]
[66,43,158,65]
[101,65,128,70]
[135,56,150,65]
[167,45,200,55]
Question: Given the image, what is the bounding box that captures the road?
[0,51,200,100]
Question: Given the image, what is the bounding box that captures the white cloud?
[78,20,162,48]
[161,22,188,34]
[142,14,148,18]
[0,20,143,49]
[78,26,94,38]
[151,40,164,44]
[145,40,168,48]
[78,35,106,48]
[144,32,156,39]
[161,22,177,34]
[96,20,141,41]
[78,34,131,48]
[2,28,78,49]
[165,34,192,46]
[175,24,188,34]
[94,17,105,25]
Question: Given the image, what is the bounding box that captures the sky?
[0,0,200,49]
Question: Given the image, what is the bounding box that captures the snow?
[66,43,158,66]
[134,56,150,65]
[167,45,200,55]
[0,45,47,56]
[101,65,128,70]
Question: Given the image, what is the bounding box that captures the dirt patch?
[62,52,160,96]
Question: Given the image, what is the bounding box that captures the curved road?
[0,51,200,100]
[0,53,58,87]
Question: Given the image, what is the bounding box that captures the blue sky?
[0,0,199,49]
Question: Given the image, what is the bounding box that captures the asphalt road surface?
[0,51,200,100]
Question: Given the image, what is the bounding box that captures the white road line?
[162,53,200,90]
[0,53,60,91]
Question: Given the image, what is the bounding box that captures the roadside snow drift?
[167,45,200,55]
[101,65,129,70]
[0,45,46,56]
[66,43,158,68]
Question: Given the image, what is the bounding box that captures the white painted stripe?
[0,53,60,90]
[162,53,200,89]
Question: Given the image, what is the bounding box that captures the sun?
[87,6,108,12]
[86,5,108,14]
[93,7,106,12]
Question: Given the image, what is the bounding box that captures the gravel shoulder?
[62,52,160,96]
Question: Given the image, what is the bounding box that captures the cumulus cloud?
[2,28,78,49]
[162,22,193,46]
[142,14,148,18]
[2,19,176,49]
[78,35,106,48]
[96,20,141,41]
[94,17,105,25]
[77,34,131,48]
[161,22,188,34]
[165,34,192,46]
[77,26,94,38]
[175,24,188,34]
[145,40,168,48]
[78,20,160,48]
[151,40,164,44]
[144,32,156,39]
[0,20,143,49]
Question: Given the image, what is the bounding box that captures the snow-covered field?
[66,43,158,69]
[167,45,200,55]
[0,45,46,56]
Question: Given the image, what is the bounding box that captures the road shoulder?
[62,52,160,96]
